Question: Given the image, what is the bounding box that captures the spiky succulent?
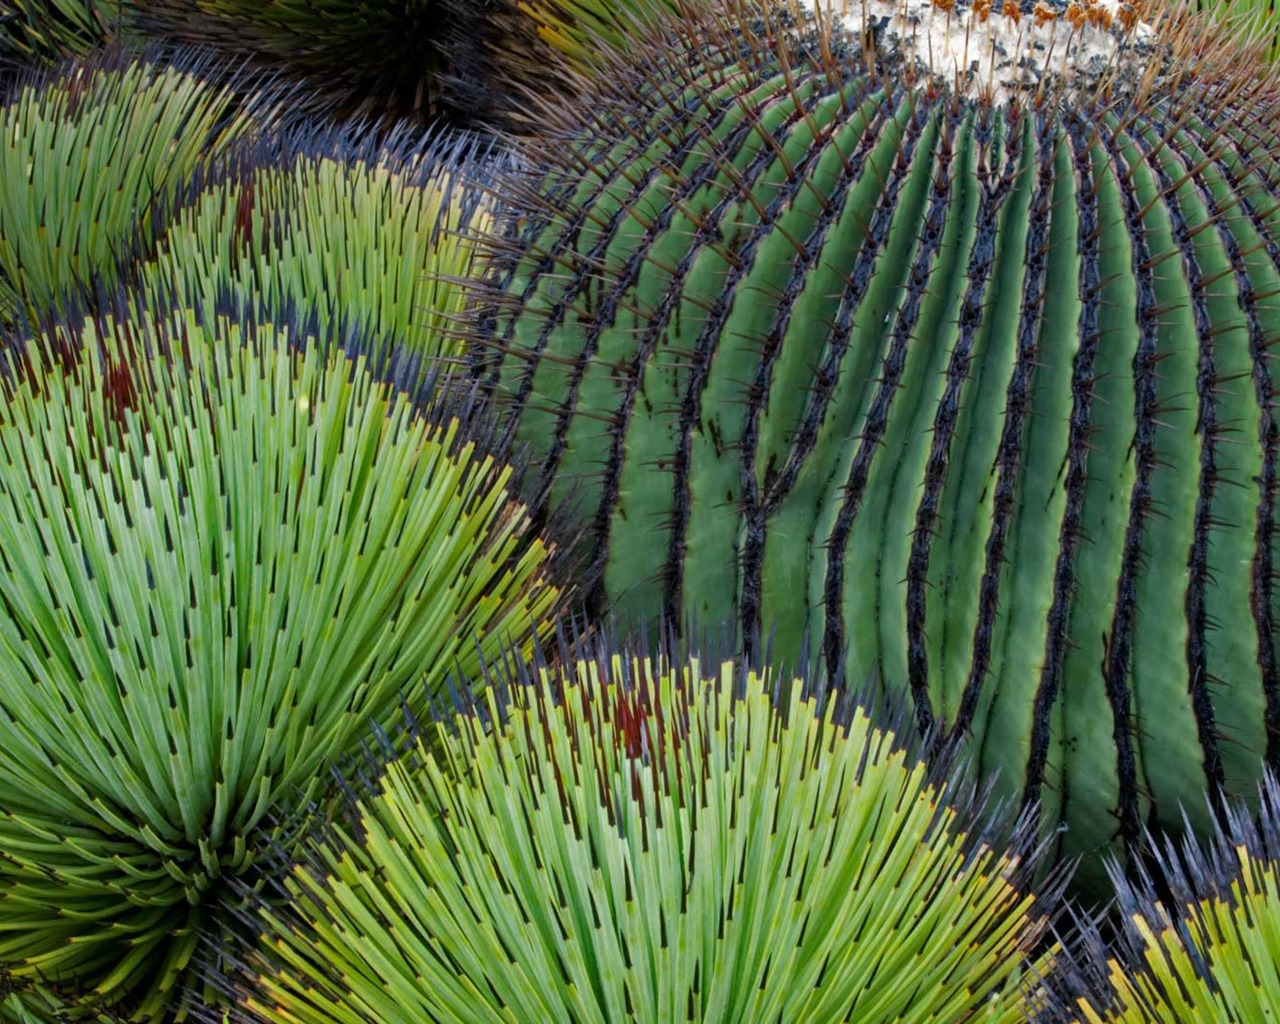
[0,300,560,1020]
[1,985,116,1024]
[0,0,127,67]
[243,638,1062,1024]
[136,128,497,375]
[439,0,691,118]
[0,49,274,330]
[1196,0,1280,59]
[1064,772,1280,1021]
[470,0,1280,892]
[516,0,686,62]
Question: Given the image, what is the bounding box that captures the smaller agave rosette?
[1066,772,1280,1022]
[243,639,1065,1024]
[135,127,498,378]
[0,48,282,330]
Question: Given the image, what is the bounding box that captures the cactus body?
[477,2,1280,883]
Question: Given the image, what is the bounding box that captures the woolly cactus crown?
[816,0,1158,104]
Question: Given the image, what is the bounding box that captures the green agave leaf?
[0,0,130,66]
[0,986,119,1024]
[0,48,274,331]
[1194,0,1280,59]
[0,302,560,1020]
[516,0,687,68]
[437,0,699,126]
[1067,772,1280,1022]
[136,129,497,376]
[244,639,1065,1024]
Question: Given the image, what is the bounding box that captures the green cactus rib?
[477,14,1280,882]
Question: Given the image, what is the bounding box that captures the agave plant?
[1063,772,1280,1021]
[0,0,128,68]
[515,0,689,65]
[242,636,1064,1024]
[135,127,497,376]
[0,300,560,1020]
[0,48,277,330]
[438,0,694,125]
[1,984,117,1024]
[467,0,1280,892]
[1196,0,1280,59]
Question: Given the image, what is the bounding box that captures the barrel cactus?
[242,639,1063,1024]
[0,301,560,1019]
[471,0,1280,890]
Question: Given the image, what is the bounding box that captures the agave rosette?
[244,638,1062,1024]
[0,0,130,67]
[514,0,686,68]
[0,48,277,330]
[0,301,560,1019]
[127,0,443,123]
[1195,0,1280,59]
[136,128,497,376]
[1066,773,1280,1022]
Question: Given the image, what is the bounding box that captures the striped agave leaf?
[469,0,1280,892]
[242,636,1064,1024]
[1064,772,1280,1021]
[0,48,276,330]
[0,300,560,1020]
[134,127,497,378]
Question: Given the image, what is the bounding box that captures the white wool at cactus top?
[816,0,1157,100]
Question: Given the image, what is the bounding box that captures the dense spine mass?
[477,7,1280,878]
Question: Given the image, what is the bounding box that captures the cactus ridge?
[472,3,1280,884]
